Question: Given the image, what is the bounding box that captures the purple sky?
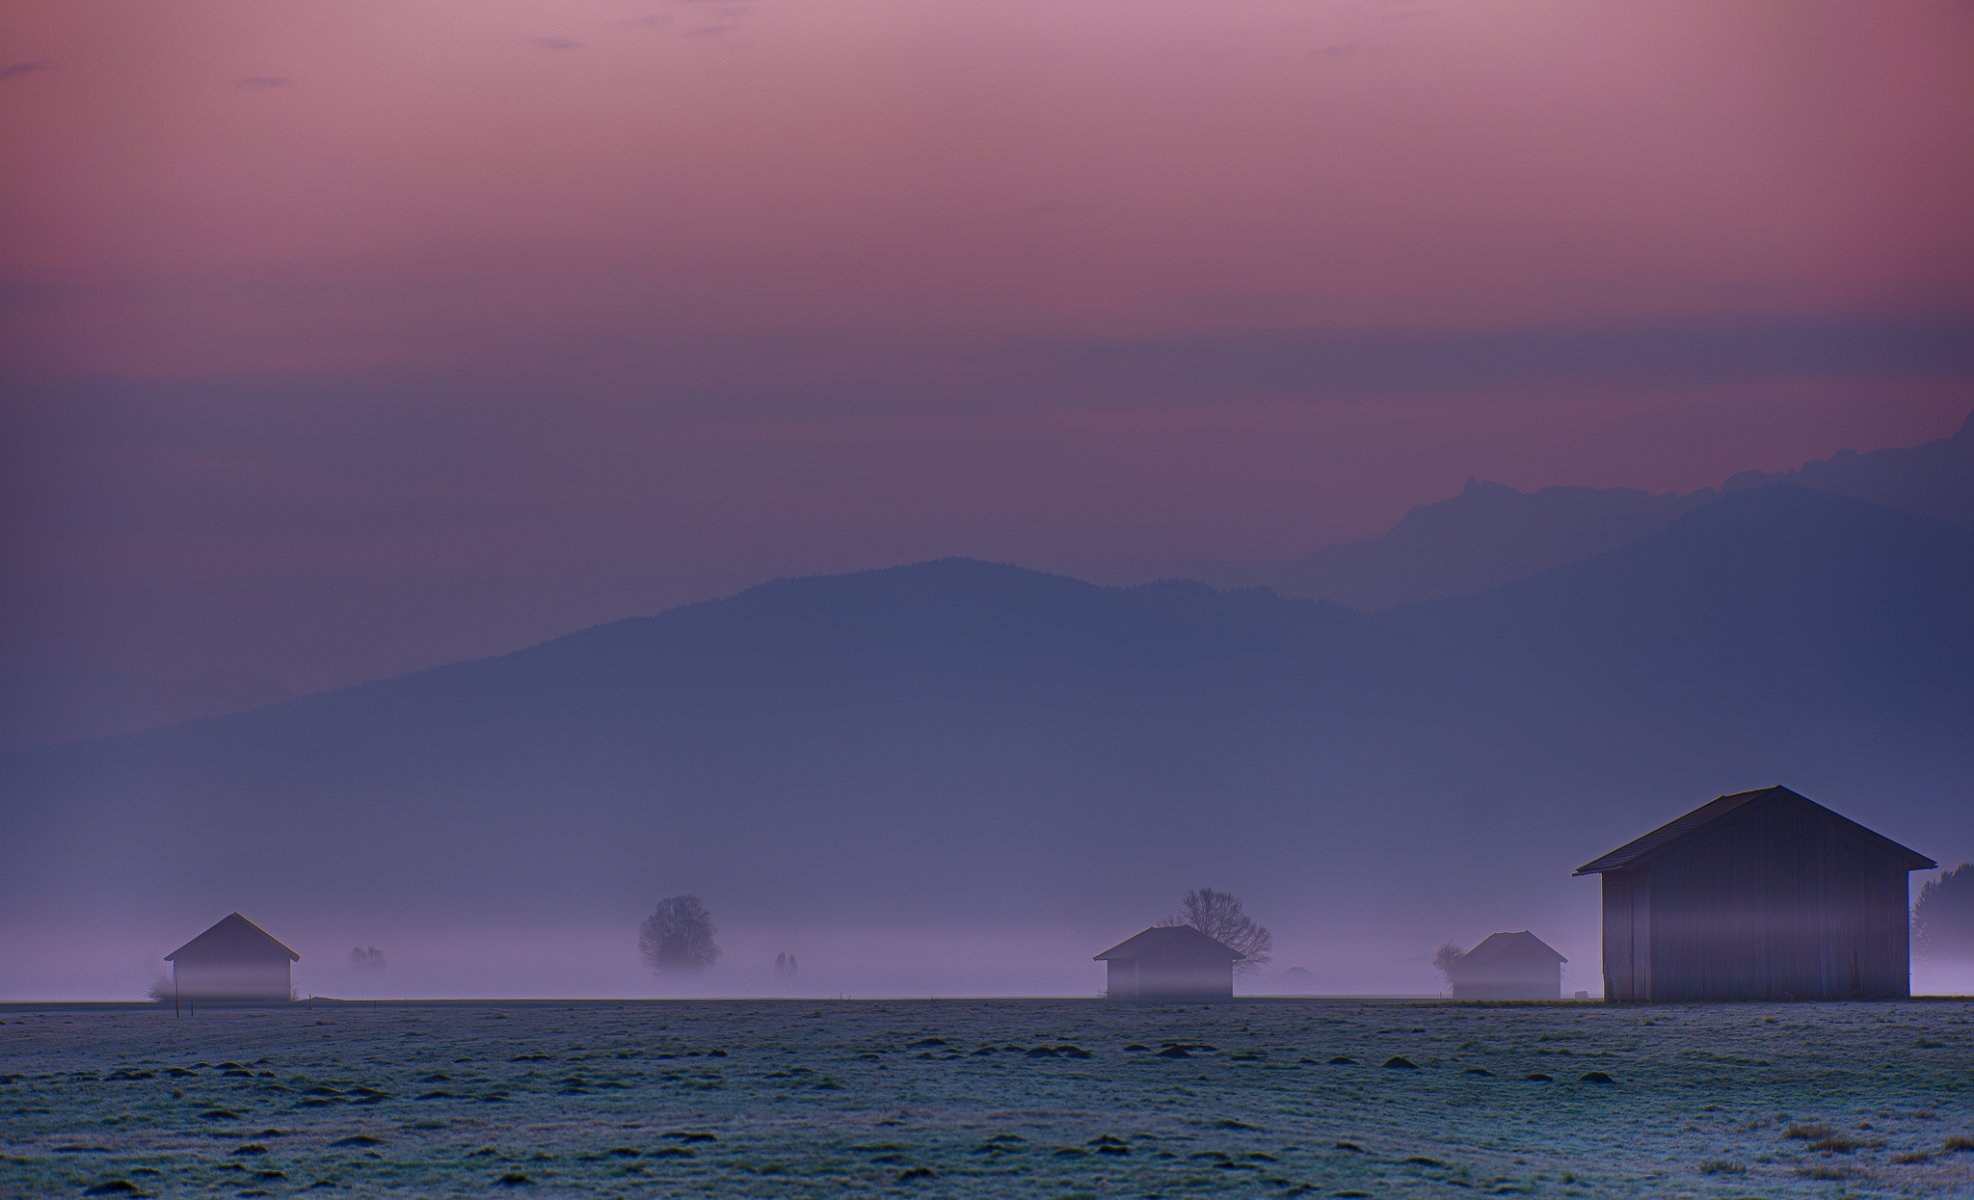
[3,0,1972,748]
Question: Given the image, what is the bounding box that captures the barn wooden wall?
[1632,803,1912,1001]
[1599,869,1648,1001]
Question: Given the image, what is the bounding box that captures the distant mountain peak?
[1261,413,1973,609]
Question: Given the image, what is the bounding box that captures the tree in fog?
[1164,887,1271,972]
[1432,941,1464,990]
[1913,863,1974,958]
[640,894,720,974]
[349,946,387,971]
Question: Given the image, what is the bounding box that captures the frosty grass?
[3,998,1971,1198]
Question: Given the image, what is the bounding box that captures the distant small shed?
[1576,786,1934,1003]
[165,913,300,1003]
[1446,931,1565,1000]
[1094,925,1242,1000]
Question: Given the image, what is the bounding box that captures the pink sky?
[2,0,1971,745]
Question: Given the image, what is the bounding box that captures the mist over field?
[4,426,1970,1002]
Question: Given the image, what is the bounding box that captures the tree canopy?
[639,894,720,975]
[1914,863,1974,959]
[1432,941,1464,988]
[1165,887,1272,973]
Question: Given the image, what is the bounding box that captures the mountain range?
[3,451,1970,996]
[1253,409,1974,608]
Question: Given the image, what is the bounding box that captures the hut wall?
[1642,804,1913,1001]
[1450,971,1560,1001]
[173,959,292,1002]
[1104,959,1139,1000]
[1119,947,1233,1000]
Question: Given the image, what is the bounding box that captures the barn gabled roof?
[1093,924,1243,962]
[1457,930,1565,967]
[166,912,301,963]
[1574,785,1936,876]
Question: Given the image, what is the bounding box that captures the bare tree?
[1432,941,1464,991]
[639,894,720,975]
[349,946,387,971]
[1914,863,1974,958]
[1164,887,1272,973]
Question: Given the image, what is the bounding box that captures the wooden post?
[174,971,180,1020]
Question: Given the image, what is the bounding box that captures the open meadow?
[3,998,1972,1199]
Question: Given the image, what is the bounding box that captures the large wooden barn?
[1576,786,1934,1002]
[1094,925,1242,1000]
[165,912,300,1003]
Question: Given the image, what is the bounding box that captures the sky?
[3,0,1973,749]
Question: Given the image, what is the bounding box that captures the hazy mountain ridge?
[1721,408,1974,522]
[1260,410,1974,609]
[3,486,1968,995]
[1261,480,1703,609]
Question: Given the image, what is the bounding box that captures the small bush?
[1890,1150,1933,1164]
[1945,1135,1974,1152]
[1784,1123,1835,1140]
[1697,1159,1746,1175]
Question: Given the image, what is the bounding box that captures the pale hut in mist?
[1094,926,1242,1000]
[165,913,300,1003]
[1576,786,1934,1003]
[1445,931,1565,1000]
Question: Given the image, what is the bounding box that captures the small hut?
[1094,925,1242,1000]
[1445,931,1565,1000]
[165,913,300,1003]
[1576,786,1934,1002]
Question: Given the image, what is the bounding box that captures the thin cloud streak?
[0,59,52,82]
[1035,316,1974,407]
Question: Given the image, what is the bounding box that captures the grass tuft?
[1794,1163,1859,1181]
[1809,1132,1883,1154]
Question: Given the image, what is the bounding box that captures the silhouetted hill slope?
[2,494,1967,987]
[1261,411,1973,609]
[1386,486,1974,746]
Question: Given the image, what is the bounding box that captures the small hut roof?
[1574,785,1935,876]
[1093,925,1243,962]
[166,912,301,963]
[1457,930,1566,968]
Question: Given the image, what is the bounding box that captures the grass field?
[4,998,1972,1198]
